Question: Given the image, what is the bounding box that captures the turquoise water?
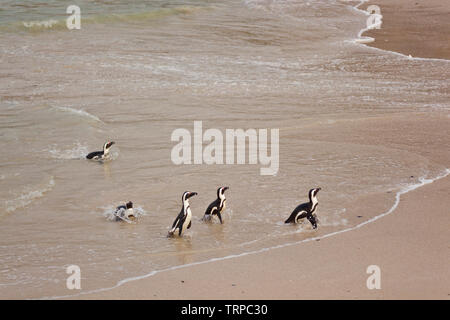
[0,0,214,26]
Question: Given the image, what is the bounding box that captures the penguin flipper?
[217,211,223,224]
[285,203,309,223]
[205,200,218,216]
[187,221,192,229]
[285,210,305,223]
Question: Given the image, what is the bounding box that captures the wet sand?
[77,113,450,300]
[362,0,450,60]
[1,0,448,300]
[74,0,450,299]
[80,172,450,299]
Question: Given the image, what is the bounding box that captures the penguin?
[168,191,197,237]
[114,201,135,221]
[86,141,115,160]
[203,186,229,224]
[285,187,321,229]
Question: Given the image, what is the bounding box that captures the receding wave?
[83,6,206,25]
[48,142,89,160]
[3,176,55,214]
[52,107,102,123]
[2,6,206,33]
[40,169,450,300]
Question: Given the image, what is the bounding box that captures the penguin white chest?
[182,208,192,233]
[221,199,226,212]
[311,198,318,213]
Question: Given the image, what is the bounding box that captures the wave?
[2,6,205,33]
[4,177,55,214]
[347,0,450,63]
[48,142,89,160]
[83,6,205,25]
[38,168,450,300]
[52,106,102,123]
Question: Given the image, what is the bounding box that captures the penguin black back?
[204,186,229,224]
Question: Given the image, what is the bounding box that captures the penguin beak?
[187,192,197,199]
[224,187,229,191]
[109,141,115,147]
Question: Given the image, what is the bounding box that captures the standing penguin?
[203,186,229,224]
[86,141,115,160]
[285,187,321,229]
[168,191,198,237]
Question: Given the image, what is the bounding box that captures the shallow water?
[0,0,449,298]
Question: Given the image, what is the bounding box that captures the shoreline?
[63,0,450,299]
[75,170,450,299]
[67,112,450,300]
[70,0,450,299]
[360,0,450,60]
[1,0,449,300]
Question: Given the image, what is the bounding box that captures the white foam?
[347,0,450,63]
[103,205,147,224]
[38,169,450,300]
[5,177,55,213]
[52,107,103,123]
[48,142,89,160]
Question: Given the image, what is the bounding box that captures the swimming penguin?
[86,141,115,160]
[203,186,229,224]
[285,187,321,229]
[114,201,135,221]
[168,191,197,237]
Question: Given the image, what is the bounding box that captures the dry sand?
[73,1,450,300]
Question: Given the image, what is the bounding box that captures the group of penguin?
[87,141,321,237]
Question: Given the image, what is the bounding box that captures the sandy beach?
[80,172,450,299]
[74,1,450,300]
[77,113,450,300]
[362,0,450,60]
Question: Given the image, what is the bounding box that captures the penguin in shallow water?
[285,188,321,229]
[86,141,115,160]
[203,186,229,224]
[114,201,135,221]
[168,191,197,237]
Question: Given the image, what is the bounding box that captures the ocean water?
[0,0,449,299]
